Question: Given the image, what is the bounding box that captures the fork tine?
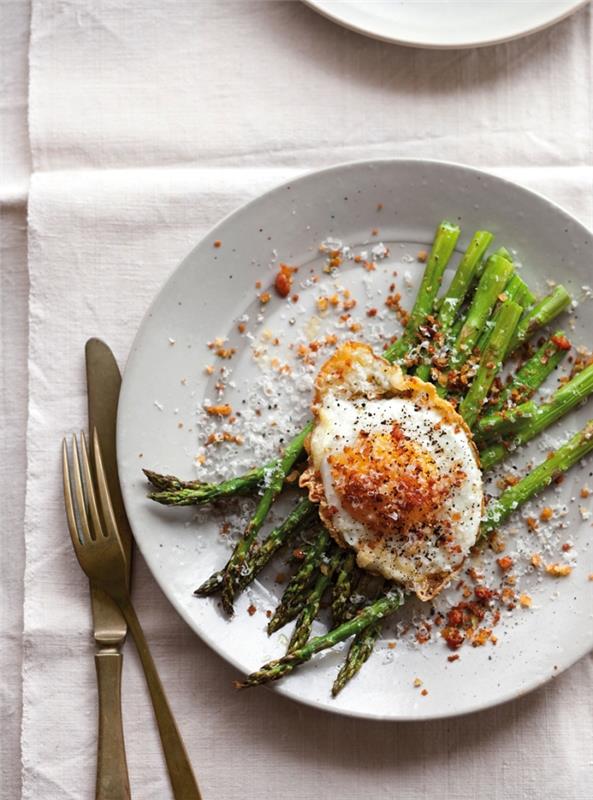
[62,438,82,551]
[79,431,104,540]
[91,428,119,541]
[70,434,94,543]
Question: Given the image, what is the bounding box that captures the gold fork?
[62,430,202,800]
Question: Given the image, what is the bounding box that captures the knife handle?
[95,650,131,800]
[120,600,202,800]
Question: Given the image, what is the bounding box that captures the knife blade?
[86,338,133,800]
[86,338,133,640]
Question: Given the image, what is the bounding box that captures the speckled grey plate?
[118,159,593,720]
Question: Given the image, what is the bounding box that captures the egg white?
[301,341,483,601]
[312,393,482,592]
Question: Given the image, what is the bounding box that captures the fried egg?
[300,342,483,601]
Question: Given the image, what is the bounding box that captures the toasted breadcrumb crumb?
[496,556,513,572]
[545,563,572,577]
[205,404,232,416]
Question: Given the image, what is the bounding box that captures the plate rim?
[302,0,590,50]
[118,156,593,721]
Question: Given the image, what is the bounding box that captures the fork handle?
[95,650,131,800]
[120,600,202,800]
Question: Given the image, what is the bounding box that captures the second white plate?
[304,0,589,49]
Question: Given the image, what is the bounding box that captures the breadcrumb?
[545,563,572,577]
[205,404,232,416]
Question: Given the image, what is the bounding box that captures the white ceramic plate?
[118,159,593,720]
[303,0,589,49]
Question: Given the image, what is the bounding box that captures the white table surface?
[2,2,592,799]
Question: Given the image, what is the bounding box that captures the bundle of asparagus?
[146,220,593,696]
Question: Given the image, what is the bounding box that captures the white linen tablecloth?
[2,1,593,798]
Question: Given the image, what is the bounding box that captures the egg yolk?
[328,422,467,542]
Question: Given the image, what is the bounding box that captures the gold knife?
[86,338,133,800]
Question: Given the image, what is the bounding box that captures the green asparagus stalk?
[383,221,460,364]
[331,578,385,696]
[505,273,536,309]
[193,497,315,596]
[147,465,267,506]
[220,422,313,614]
[450,253,515,369]
[330,552,357,626]
[481,420,593,535]
[489,331,570,412]
[331,621,382,697]
[479,363,593,468]
[473,274,534,357]
[436,230,494,334]
[458,300,523,429]
[287,549,342,653]
[505,285,571,356]
[144,469,196,491]
[471,246,512,286]
[476,400,538,439]
[267,527,330,634]
[240,498,316,586]
[239,419,593,689]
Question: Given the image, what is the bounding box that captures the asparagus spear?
[458,300,523,429]
[479,363,593,468]
[435,230,494,335]
[489,331,569,412]
[267,527,330,634]
[240,498,316,587]
[383,221,460,364]
[416,230,494,381]
[287,549,342,653]
[506,285,571,356]
[239,419,593,689]
[331,578,385,696]
[504,274,536,309]
[194,497,315,596]
[473,274,534,357]
[220,422,313,614]
[147,465,267,506]
[480,420,593,534]
[330,552,357,626]
[331,621,381,697]
[471,245,512,286]
[476,400,538,439]
[450,253,515,369]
